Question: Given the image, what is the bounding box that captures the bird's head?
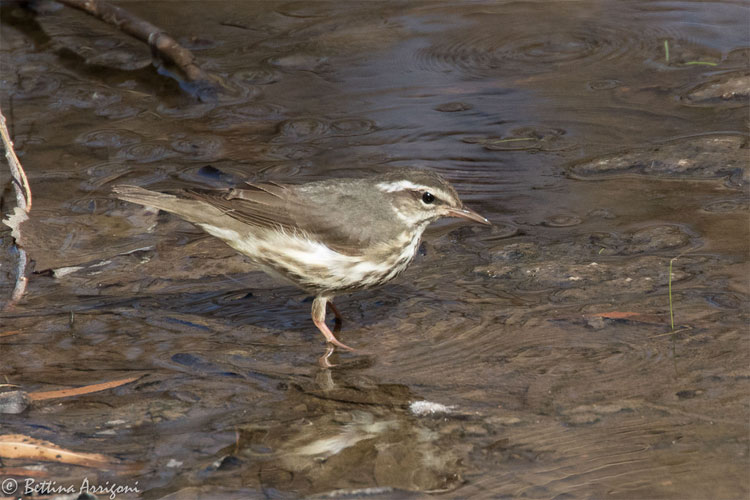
[375,169,490,229]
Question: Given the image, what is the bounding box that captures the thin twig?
[55,0,219,97]
[0,107,31,212]
[666,246,701,333]
[668,256,676,330]
[1,105,31,309]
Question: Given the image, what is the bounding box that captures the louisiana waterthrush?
[113,168,490,351]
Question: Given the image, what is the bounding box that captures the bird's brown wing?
[181,182,298,232]
[180,183,368,256]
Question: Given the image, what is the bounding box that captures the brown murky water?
[1,1,748,499]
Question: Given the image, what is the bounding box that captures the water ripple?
[14,71,62,99]
[206,103,285,130]
[701,199,748,213]
[115,142,176,163]
[414,22,678,76]
[275,117,377,143]
[232,67,282,85]
[76,129,143,149]
[463,126,568,152]
[170,134,225,161]
[81,161,170,191]
[50,85,121,111]
[330,118,377,136]
[277,117,331,141]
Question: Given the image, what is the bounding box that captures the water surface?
[1,1,748,498]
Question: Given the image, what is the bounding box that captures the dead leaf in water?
[588,311,668,323]
[27,376,141,401]
[589,311,642,319]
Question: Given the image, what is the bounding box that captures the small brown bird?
[113,168,489,351]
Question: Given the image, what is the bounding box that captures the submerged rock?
[569,135,748,184]
[0,390,30,414]
[684,72,750,106]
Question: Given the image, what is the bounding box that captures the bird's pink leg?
[327,301,343,325]
[312,296,354,351]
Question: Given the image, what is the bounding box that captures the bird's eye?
[422,191,435,204]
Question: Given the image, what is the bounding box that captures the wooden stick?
[55,0,217,93]
[1,105,30,309]
[0,107,31,213]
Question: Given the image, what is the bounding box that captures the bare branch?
[55,0,219,97]
[0,107,31,213]
[0,105,31,309]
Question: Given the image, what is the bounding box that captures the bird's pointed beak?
[446,206,491,225]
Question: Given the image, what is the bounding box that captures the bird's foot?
[313,315,355,351]
[327,337,355,351]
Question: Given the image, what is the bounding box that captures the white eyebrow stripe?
[376,180,426,192]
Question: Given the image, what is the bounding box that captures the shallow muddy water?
[1,1,748,498]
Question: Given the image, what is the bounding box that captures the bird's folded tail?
[112,185,227,226]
